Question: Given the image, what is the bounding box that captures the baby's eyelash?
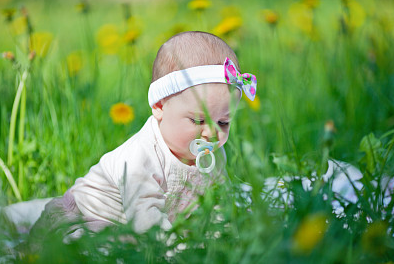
[190,118,229,127]
[218,121,229,126]
[190,118,204,125]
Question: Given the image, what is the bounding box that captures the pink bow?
[224,57,257,101]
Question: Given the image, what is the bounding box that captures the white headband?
[148,58,257,107]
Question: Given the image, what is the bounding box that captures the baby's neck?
[171,150,195,166]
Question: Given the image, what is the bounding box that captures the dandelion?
[97,24,122,55]
[342,0,366,29]
[261,9,279,26]
[110,103,135,125]
[11,16,28,35]
[123,29,140,45]
[188,0,211,11]
[211,16,242,36]
[288,3,314,34]
[292,213,328,254]
[66,51,83,76]
[246,95,261,111]
[29,32,53,57]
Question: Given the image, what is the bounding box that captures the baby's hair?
[151,31,239,83]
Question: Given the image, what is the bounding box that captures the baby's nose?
[201,124,217,142]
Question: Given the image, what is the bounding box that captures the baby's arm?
[71,139,171,234]
[118,157,172,234]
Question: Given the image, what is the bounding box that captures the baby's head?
[151,31,240,82]
[149,31,256,165]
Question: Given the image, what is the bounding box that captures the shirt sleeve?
[71,137,171,234]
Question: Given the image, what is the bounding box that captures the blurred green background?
[1,0,394,263]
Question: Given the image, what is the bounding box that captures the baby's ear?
[152,100,164,121]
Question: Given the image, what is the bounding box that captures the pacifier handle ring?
[196,150,216,174]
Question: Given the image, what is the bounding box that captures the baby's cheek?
[218,131,229,148]
[177,128,197,148]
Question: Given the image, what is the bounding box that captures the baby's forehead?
[180,83,231,100]
[168,84,238,115]
[183,83,241,101]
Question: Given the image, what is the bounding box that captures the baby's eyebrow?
[220,112,230,119]
[188,111,204,116]
[187,111,231,120]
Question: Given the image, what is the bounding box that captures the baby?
[28,31,257,237]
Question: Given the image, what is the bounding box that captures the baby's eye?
[218,121,230,127]
[190,118,204,125]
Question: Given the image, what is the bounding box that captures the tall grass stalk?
[7,69,28,169]
[18,75,27,198]
[0,157,21,201]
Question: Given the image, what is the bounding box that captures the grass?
[0,0,394,263]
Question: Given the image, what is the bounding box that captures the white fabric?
[262,160,394,215]
[2,198,53,228]
[148,65,228,107]
[70,116,226,233]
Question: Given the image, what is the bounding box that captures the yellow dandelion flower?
[292,213,328,254]
[29,32,53,57]
[110,103,135,124]
[212,16,242,36]
[246,95,261,111]
[261,9,279,25]
[11,16,27,35]
[123,29,140,45]
[288,3,314,34]
[97,24,122,55]
[343,0,366,29]
[66,51,83,76]
[188,0,211,11]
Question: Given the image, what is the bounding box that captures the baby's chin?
[170,150,196,166]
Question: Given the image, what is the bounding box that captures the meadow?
[0,0,394,262]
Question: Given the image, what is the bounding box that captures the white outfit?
[68,115,226,233]
[262,160,394,215]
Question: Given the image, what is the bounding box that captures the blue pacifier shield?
[189,139,219,173]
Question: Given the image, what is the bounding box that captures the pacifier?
[189,139,219,174]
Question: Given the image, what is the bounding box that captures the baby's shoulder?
[102,117,157,163]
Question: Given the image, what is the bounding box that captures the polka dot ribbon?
[224,57,257,101]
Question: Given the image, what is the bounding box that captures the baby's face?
[154,83,240,165]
